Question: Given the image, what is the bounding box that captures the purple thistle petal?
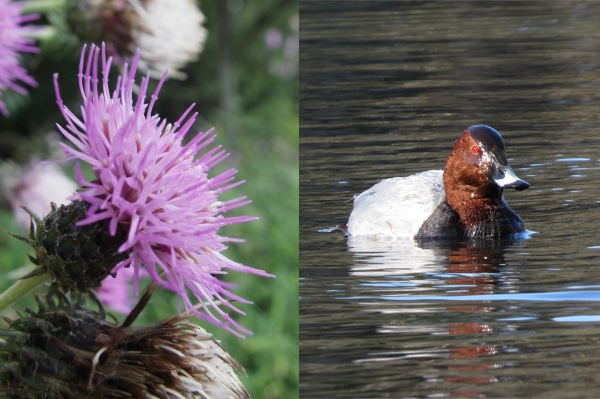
[55,43,272,336]
[76,210,113,226]
[96,266,137,314]
[0,0,38,115]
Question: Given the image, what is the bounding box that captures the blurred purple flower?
[0,0,38,115]
[264,28,283,50]
[96,266,141,314]
[264,16,299,79]
[53,43,271,336]
[0,160,76,229]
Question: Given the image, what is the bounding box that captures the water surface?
[300,2,600,398]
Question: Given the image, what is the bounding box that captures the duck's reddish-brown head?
[443,125,529,206]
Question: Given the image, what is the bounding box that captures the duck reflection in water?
[348,236,527,393]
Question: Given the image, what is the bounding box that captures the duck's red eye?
[471,145,480,154]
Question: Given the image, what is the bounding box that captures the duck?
[347,125,530,239]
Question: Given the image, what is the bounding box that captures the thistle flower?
[52,43,271,336]
[66,0,207,78]
[0,291,249,398]
[0,161,76,229]
[0,0,38,115]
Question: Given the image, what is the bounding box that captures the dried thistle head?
[0,290,249,398]
[65,0,207,78]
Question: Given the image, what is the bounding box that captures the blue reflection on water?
[553,315,600,322]
[345,290,600,302]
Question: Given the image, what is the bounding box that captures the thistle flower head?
[0,0,39,115]
[130,0,207,78]
[53,43,271,336]
[0,291,249,398]
[66,0,207,78]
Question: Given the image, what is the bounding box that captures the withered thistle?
[0,290,249,398]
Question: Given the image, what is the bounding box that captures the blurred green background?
[0,1,298,398]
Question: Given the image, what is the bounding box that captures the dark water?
[300,2,600,398]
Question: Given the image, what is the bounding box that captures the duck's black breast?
[416,201,463,239]
[416,198,525,239]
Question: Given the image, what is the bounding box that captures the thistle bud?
[29,200,127,291]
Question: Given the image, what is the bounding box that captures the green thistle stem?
[22,0,66,13]
[121,282,157,328]
[0,273,49,314]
